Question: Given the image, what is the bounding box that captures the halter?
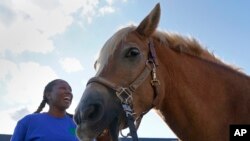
[87,38,160,141]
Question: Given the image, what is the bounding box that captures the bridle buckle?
[116,87,133,104]
[151,79,160,86]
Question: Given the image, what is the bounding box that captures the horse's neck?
[155,43,250,141]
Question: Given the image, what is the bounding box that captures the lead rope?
[119,62,159,141]
[120,104,138,141]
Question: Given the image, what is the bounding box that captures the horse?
[74,3,250,141]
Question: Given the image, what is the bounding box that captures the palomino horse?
[74,3,250,141]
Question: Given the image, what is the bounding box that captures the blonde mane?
[154,31,224,65]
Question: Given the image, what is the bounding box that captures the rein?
[87,38,160,141]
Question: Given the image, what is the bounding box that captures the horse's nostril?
[83,103,103,122]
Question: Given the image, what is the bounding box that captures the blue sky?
[0,0,249,138]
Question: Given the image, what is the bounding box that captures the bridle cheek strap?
[87,60,154,112]
[87,63,152,141]
[87,62,156,141]
[87,58,157,107]
[86,39,160,141]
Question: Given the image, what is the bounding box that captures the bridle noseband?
[87,38,160,141]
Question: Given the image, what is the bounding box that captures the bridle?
[87,38,160,141]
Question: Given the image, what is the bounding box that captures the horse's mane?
[153,30,244,73]
[97,26,237,73]
[154,31,224,65]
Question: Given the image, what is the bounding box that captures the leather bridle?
[87,38,160,141]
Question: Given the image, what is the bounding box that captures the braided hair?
[34,79,73,118]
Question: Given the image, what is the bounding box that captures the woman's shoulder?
[23,112,46,118]
[18,113,46,123]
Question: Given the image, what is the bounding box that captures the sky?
[0,0,250,138]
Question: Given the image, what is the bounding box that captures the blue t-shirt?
[11,113,79,141]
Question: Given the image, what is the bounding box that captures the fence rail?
[0,134,177,141]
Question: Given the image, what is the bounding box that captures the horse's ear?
[136,3,161,37]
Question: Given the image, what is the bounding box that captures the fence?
[0,134,177,141]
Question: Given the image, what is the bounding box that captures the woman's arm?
[11,118,28,141]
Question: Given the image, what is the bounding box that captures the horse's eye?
[126,48,140,57]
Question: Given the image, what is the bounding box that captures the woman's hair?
[34,79,73,118]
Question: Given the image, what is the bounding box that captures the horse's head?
[74,3,161,141]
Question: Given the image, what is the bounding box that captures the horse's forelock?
[95,26,136,75]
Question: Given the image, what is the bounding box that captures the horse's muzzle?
[74,101,104,125]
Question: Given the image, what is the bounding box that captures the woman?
[11,79,78,141]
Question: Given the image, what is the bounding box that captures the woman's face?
[47,80,73,110]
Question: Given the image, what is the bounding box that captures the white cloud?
[32,0,60,11]
[0,18,55,54]
[0,0,71,54]
[0,59,17,80]
[11,0,74,37]
[0,59,59,133]
[0,109,19,134]
[0,0,121,54]
[99,5,115,15]
[0,0,114,54]
[10,107,30,121]
[2,60,58,106]
[59,57,84,73]
[106,0,114,5]
[60,0,99,24]
[0,0,16,27]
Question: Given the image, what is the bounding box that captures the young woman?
[11,79,79,141]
